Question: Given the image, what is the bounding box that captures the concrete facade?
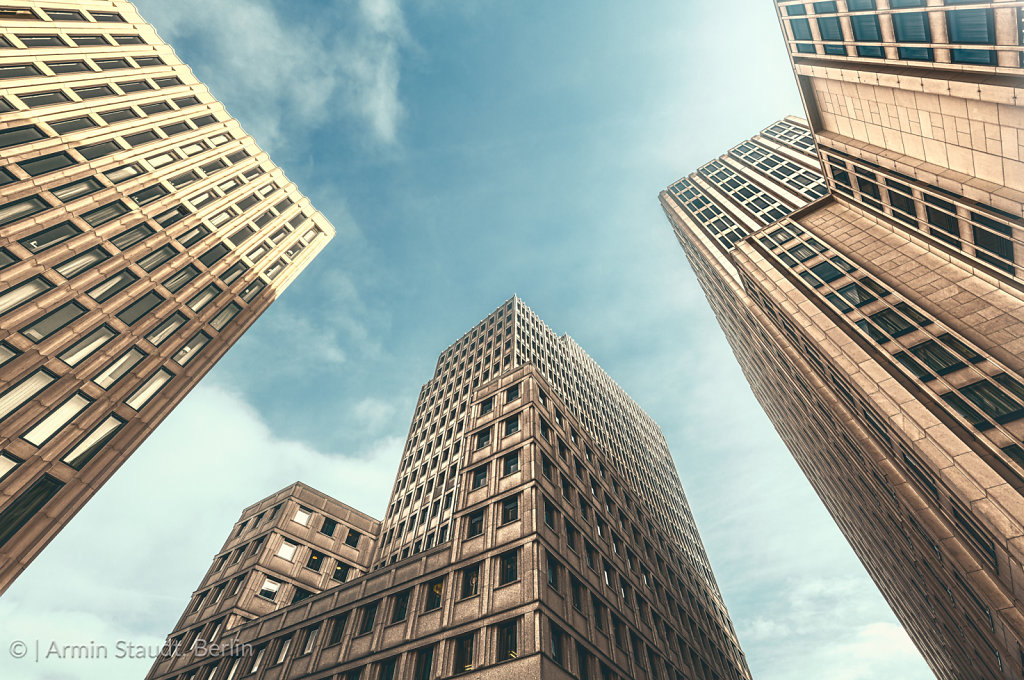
[0,0,334,594]
[146,298,751,680]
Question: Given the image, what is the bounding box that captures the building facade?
[147,297,751,680]
[0,0,334,595]
[660,2,1024,675]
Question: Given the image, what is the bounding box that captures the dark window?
[333,563,351,582]
[961,380,1024,424]
[94,58,131,71]
[174,95,201,108]
[817,15,842,41]
[496,619,517,662]
[50,116,96,134]
[192,114,217,127]
[390,590,410,623]
[836,282,876,307]
[124,130,160,147]
[100,107,139,123]
[78,140,122,160]
[345,529,362,548]
[113,34,146,45]
[501,450,519,476]
[21,301,86,342]
[504,414,520,436]
[154,76,183,88]
[938,333,983,364]
[44,9,86,20]
[909,340,965,375]
[117,80,152,93]
[199,243,229,267]
[809,260,844,283]
[453,633,474,674]
[480,396,493,414]
[460,564,480,598]
[305,550,324,572]
[0,124,46,148]
[16,34,65,47]
[413,646,434,680]
[326,612,349,646]
[470,464,487,490]
[0,474,64,549]
[73,84,115,100]
[466,509,484,538]
[546,553,561,591]
[894,351,934,382]
[161,121,191,136]
[501,495,519,524]
[117,292,164,325]
[45,60,90,74]
[130,184,169,206]
[320,517,338,537]
[424,578,444,610]
[140,101,171,115]
[18,221,77,252]
[69,34,110,46]
[134,56,165,67]
[357,602,378,635]
[498,550,518,585]
[972,212,1014,272]
[925,194,960,247]
[91,11,126,22]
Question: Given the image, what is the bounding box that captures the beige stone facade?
[661,3,1024,677]
[0,0,334,595]
[146,298,751,680]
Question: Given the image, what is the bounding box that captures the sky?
[0,1,934,679]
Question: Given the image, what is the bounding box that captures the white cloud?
[133,0,409,150]
[0,384,399,680]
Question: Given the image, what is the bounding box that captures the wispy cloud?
[133,0,409,150]
[0,385,400,680]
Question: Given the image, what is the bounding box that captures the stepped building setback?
[146,297,752,680]
[661,2,1024,677]
[0,0,334,595]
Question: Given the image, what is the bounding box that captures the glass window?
[78,140,122,160]
[117,292,164,325]
[59,326,116,366]
[18,151,75,177]
[1,195,50,228]
[21,301,87,342]
[146,312,188,346]
[817,16,842,41]
[460,564,480,598]
[836,282,876,307]
[125,368,173,410]
[110,223,155,250]
[52,177,103,203]
[809,260,844,283]
[22,393,91,446]
[82,200,129,227]
[163,265,201,293]
[497,550,517,585]
[0,277,52,316]
[961,380,1024,423]
[210,302,241,331]
[56,247,109,279]
[19,222,78,253]
[87,269,137,302]
[453,633,474,674]
[137,245,177,272]
[0,474,64,549]
[93,348,145,388]
[50,116,96,134]
[187,284,220,313]
[909,340,965,375]
[62,415,125,470]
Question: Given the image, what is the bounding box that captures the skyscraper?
[661,2,1024,677]
[147,297,751,680]
[0,1,333,595]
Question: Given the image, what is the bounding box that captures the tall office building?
[147,297,751,680]
[0,1,334,595]
[661,2,1024,677]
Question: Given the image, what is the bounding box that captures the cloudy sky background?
[0,1,932,678]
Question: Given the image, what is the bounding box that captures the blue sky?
[0,1,933,679]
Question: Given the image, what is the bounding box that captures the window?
[22,393,91,447]
[51,116,96,134]
[501,450,519,476]
[145,312,187,347]
[466,509,484,538]
[210,303,241,332]
[550,623,565,665]
[0,475,64,549]
[306,550,324,572]
[117,292,163,326]
[21,302,86,342]
[18,151,75,177]
[836,282,875,308]
[453,633,474,674]
[479,396,493,415]
[93,348,145,388]
[470,464,488,490]
[870,308,913,338]
[544,499,559,531]
[276,540,297,561]
[187,284,220,313]
[0,277,53,317]
[320,517,338,537]
[460,564,480,598]
[56,248,109,279]
[163,265,200,294]
[961,380,1024,424]
[496,619,518,662]
[173,332,210,365]
[475,428,490,450]
[274,635,293,664]
[413,646,434,680]
[301,624,320,655]
[506,383,520,401]
[333,563,351,582]
[345,529,362,548]
[390,590,410,623]
[258,578,280,601]
[424,578,444,610]
[293,506,312,526]
[494,550,519,588]
[326,612,349,646]
[909,340,965,375]
[504,414,520,436]
[500,495,519,524]
[59,326,116,367]
[546,554,561,591]
[1,195,50,229]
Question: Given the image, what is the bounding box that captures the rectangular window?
[110,223,155,250]
[0,474,64,549]
[496,619,517,662]
[210,303,242,331]
[345,529,362,547]
[453,633,474,674]
[21,91,71,108]
[78,140,122,160]
[333,563,351,582]
[504,414,519,436]
[501,494,519,524]
[146,312,188,346]
[320,517,338,537]
[100,107,138,123]
[138,246,177,273]
[174,332,211,365]
[117,292,164,325]
[22,393,91,447]
[0,369,56,421]
[424,578,444,611]
[187,284,220,313]
[0,276,53,316]
[18,151,75,177]
[93,348,145,388]
[460,564,480,598]
[961,381,1024,424]
[258,578,281,600]
[74,84,115,100]
[909,340,964,376]
[50,116,96,134]
[130,184,169,206]
[1,195,50,228]
[163,265,201,294]
[88,270,138,304]
[126,368,173,410]
[357,601,378,635]
[0,452,22,482]
[56,248,109,279]
[21,301,87,342]
[390,589,410,623]
[466,509,484,538]
[925,194,960,247]
[305,550,325,572]
[501,450,519,476]
[470,464,487,490]
[59,326,116,366]
[52,178,103,203]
